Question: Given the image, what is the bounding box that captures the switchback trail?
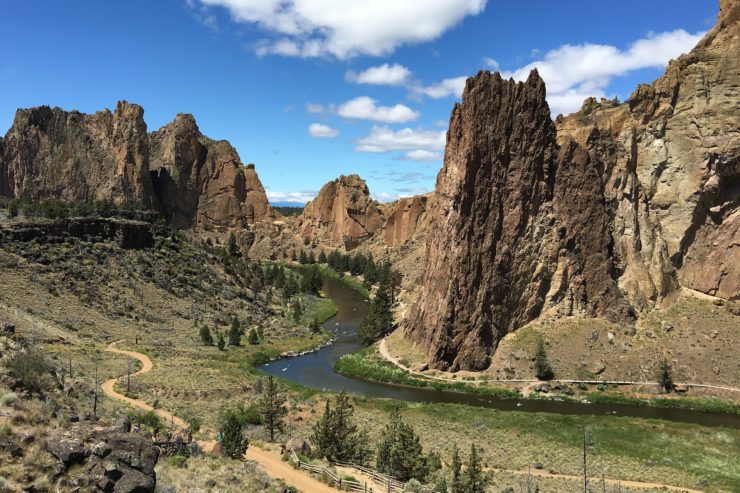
[104,340,710,493]
[103,341,342,493]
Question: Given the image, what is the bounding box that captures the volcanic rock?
[383,194,430,247]
[298,174,383,249]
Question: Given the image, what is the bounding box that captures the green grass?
[313,297,338,324]
[586,393,740,415]
[291,264,370,298]
[335,347,521,399]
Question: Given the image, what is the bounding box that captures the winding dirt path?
[378,338,740,393]
[103,341,341,493]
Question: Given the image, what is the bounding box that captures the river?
[260,277,739,429]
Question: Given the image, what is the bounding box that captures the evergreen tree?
[259,375,288,442]
[283,275,297,302]
[308,251,316,264]
[311,390,370,463]
[309,315,321,334]
[318,251,327,263]
[220,409,248,458]
[248,328,259,345]
[217,333,226,351]
[300,265,323,295]
[533,336,554,380]
[199,325,214,346]
[229,317,242,346]
[376,409,429,481]
[658,358,675,392]
[358,284,394,345]
[299,250,309,265]
[293,300,302,323]
[450,445,465,493]
[227,232,239,257]
[465,444,486,493]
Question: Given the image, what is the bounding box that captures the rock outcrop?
[149,114,273,230]
[1,103,273,232]
[298,174,384,249]
[556,0,739,301]
[404,71,627,371]
[46,425,159,493]
[383,194,431,247]
[0,102,154,206]
[405,0,739,371]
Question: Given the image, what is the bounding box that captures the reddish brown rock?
[404,71,627,371]
[1,101,154,206]
[383,194,430,247]
[298,174,383,249]
[149,114,273,230]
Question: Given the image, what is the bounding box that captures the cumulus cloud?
[198,0,486,59]
[356,126,445,153]
[308,123,339,138]
[338,97,419,123]
[346,63,412,86]
[417,29,704,115]
[266,190,318,204]
[402,149,442,162]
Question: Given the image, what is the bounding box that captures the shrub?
[167,454,188,468]
[0,393,18,406]
[6,349,51,392]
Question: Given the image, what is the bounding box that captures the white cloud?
[306,102,325,114]
[482,57,498,70]
[308,123,339,138]
[416,76,467,99]
[266,190,318,204]
[403,149,442,162]
[338,96,419,123]
[416,29,704,115]
[356,126,445,153]
[346,63,411,86]
[197,0,487,59]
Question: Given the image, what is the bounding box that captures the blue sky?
[1,1,716,204]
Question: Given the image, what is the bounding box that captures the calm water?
[260,277,740,429]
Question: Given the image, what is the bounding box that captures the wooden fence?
[290,452,440,493]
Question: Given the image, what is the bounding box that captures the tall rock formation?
[298,174,383,249]
[406,0,738,371]
[0,102,154,206]
[149,114,272,230]
[1,102,273,231]
[557,0,739,301]
[404,71,626,371]
[383,195,430,247]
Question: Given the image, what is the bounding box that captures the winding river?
[260,277,739,429]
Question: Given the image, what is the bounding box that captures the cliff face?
[406,1,738,371]
[149,114,272,230]
[404,71,627,371]
[383,195,431,247]
[557,0,739,302]
[298,174,384,249]
[0,102,154,206]
[1,102,273,232]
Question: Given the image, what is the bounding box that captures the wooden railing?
[290,451,440,493]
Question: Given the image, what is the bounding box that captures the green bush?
[167,454,188,468]
[6,349,51,392]
[0,393,17,406]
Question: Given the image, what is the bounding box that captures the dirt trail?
[103,341,342,493]
[378,338,740,393]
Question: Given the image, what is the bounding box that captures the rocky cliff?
[557,0,739,302]
[1,103,273,232]
[383,194,431,247]
[0,102,154,206]
[298,174,384,249]
[149,114,273,230]
[405,0,738,371]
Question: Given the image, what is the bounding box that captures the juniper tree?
[228,317,242,346]
[248,328,259,345]
[450,444,465,493]
[658,358,675,392]
[376,408,429,481]
[293,300,302,323]
[311,390,370,464]
[217,333,226,351]
[533,336,554,380]
[227,232,239,257]
[259,375,288,442]
[220,409,248,458]
[199,325,214,346]
[465,444,486,493]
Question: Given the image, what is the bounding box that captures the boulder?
[284,437,312,456]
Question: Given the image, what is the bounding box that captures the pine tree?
[227,232,239,257]
[199,325,214,346]
[229,317,242,346]
[318,251,327,263]
[358,284,394,345]
[299,250,309,264]
[248,328,259,345]
[465,444,486,493]
[293,300,302,323]
[217,333,226,351]
[259,375,288,442]
[376,408,428,481]
[311,390,370,463]
[310,315,321,334]
[220,409,248,458]
[658,358,675,392]
[450,444,465,493]
[534,336,554,380]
